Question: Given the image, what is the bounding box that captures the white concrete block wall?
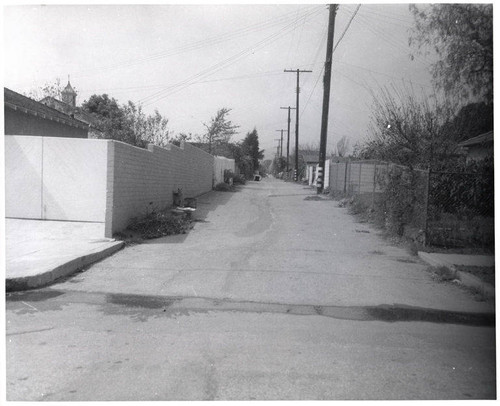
[213,156,236,185]
[5,136,43,219]
[6,136,222,238]
[106,141,214,236]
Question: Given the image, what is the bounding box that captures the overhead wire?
[353,12,432,67]
[140,6,325,107]
[72,5,324,80]
[87,69,287,95]
[300,4,361,119]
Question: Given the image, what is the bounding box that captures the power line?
[139,7,325,106]
[354,13,432,67]
[300,4,360,118]
[332,4,361,54]
[333,60,433,89]
[72,5,324,80]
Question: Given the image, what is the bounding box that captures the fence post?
[423,169,431,246]
[337,163,340,193]
[358,163,362,194]
[372,163,377,207]
[344,161,348,194]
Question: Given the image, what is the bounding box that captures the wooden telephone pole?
[280,106,296,174]
[317,4,338,193]
[284,69,312,181]
[276,129,284,158]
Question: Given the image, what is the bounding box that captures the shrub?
[348,196,369,216]
[126,211,192,239]
[214,182,232,192]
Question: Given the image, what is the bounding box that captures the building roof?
[40,95,102,130]
[4,87,89,130]
[62,80,76,96]
[458,131,493,147]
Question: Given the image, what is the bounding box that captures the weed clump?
[126,211,192,239]
[427,266,457,282]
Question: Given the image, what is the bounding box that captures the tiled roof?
[4,87,88,130]
[458,131,493,147]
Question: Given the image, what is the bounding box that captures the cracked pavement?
[6,177,496,400]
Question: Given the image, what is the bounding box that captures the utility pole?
[274,139,281,158]
[280,106,296,174]
[276,129,284,158]
[317,4,338,193]
[284,69,312,181]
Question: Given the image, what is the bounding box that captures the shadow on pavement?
[142,185,242,245]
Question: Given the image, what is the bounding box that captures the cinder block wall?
[106,140,214,237]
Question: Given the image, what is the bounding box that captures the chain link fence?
[427,170,494,248]
[328,159,494,249]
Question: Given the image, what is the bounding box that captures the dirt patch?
[396,258,418,264]
[304,195,326,201]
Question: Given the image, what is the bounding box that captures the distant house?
[40,80,104,138]
[299,150,320,184]
[4,87,89,138]
[458,131,493,163]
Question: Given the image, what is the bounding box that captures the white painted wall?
[5,136,43,219]
[42,137,108,221]
[214,156,236,185]
[5,136,108,222]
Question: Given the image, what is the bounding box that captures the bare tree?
[199,108,239,154]
[336,136,350,157]
[357,84,458,169]
[26,78,64,101]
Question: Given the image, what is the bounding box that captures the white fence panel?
[5,136,43,219]
[42,138,108,221]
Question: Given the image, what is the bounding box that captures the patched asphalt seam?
[6,289,495,327]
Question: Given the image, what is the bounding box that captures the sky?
[3,2,436,160]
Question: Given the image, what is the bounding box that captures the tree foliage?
[241,128,264,172]
[26,78,64,101]
[409,4,493,104]
[199,108,239,154]
[355,85,459,169]
[82,94,170,148]
[336,136,350,157]
[442,102,493,141]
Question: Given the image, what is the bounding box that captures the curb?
[418,252,495,299]
[6,241,125,292]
